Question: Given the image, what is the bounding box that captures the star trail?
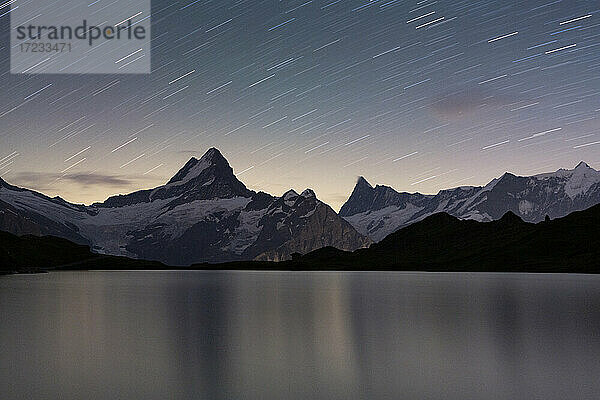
[0,0,599,209]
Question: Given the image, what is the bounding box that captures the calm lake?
[1,271,600,400]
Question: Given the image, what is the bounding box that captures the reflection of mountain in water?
[4,271,599,400]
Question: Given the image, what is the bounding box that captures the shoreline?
[3,264,598,275]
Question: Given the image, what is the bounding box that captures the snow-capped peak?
[564,162,600,199]
[167,148,228,186]
[200,147,227,164]
[536,161,597,179]
[575,161,592,171]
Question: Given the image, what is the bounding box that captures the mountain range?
[341,161,600,241]
[1,147,599,265]
[0,148,369,265]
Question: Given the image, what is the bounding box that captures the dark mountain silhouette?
[2,204,599,274]
[0,231,165,274]
[296,204,600,273]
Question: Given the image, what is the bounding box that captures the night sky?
[1,0,599,209]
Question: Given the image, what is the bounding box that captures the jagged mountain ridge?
[0,148,369,265]
[3,150,599,263]
[98,148,253,208]
[340,161,600,241]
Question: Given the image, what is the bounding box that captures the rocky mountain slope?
[340,162,600,241]
[0,148,369,265]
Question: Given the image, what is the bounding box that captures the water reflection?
[1,272,600,400]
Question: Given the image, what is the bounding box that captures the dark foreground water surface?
[1,271,600,400]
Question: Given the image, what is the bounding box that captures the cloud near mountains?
[11,171,151,191]
[430,86,523,120]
